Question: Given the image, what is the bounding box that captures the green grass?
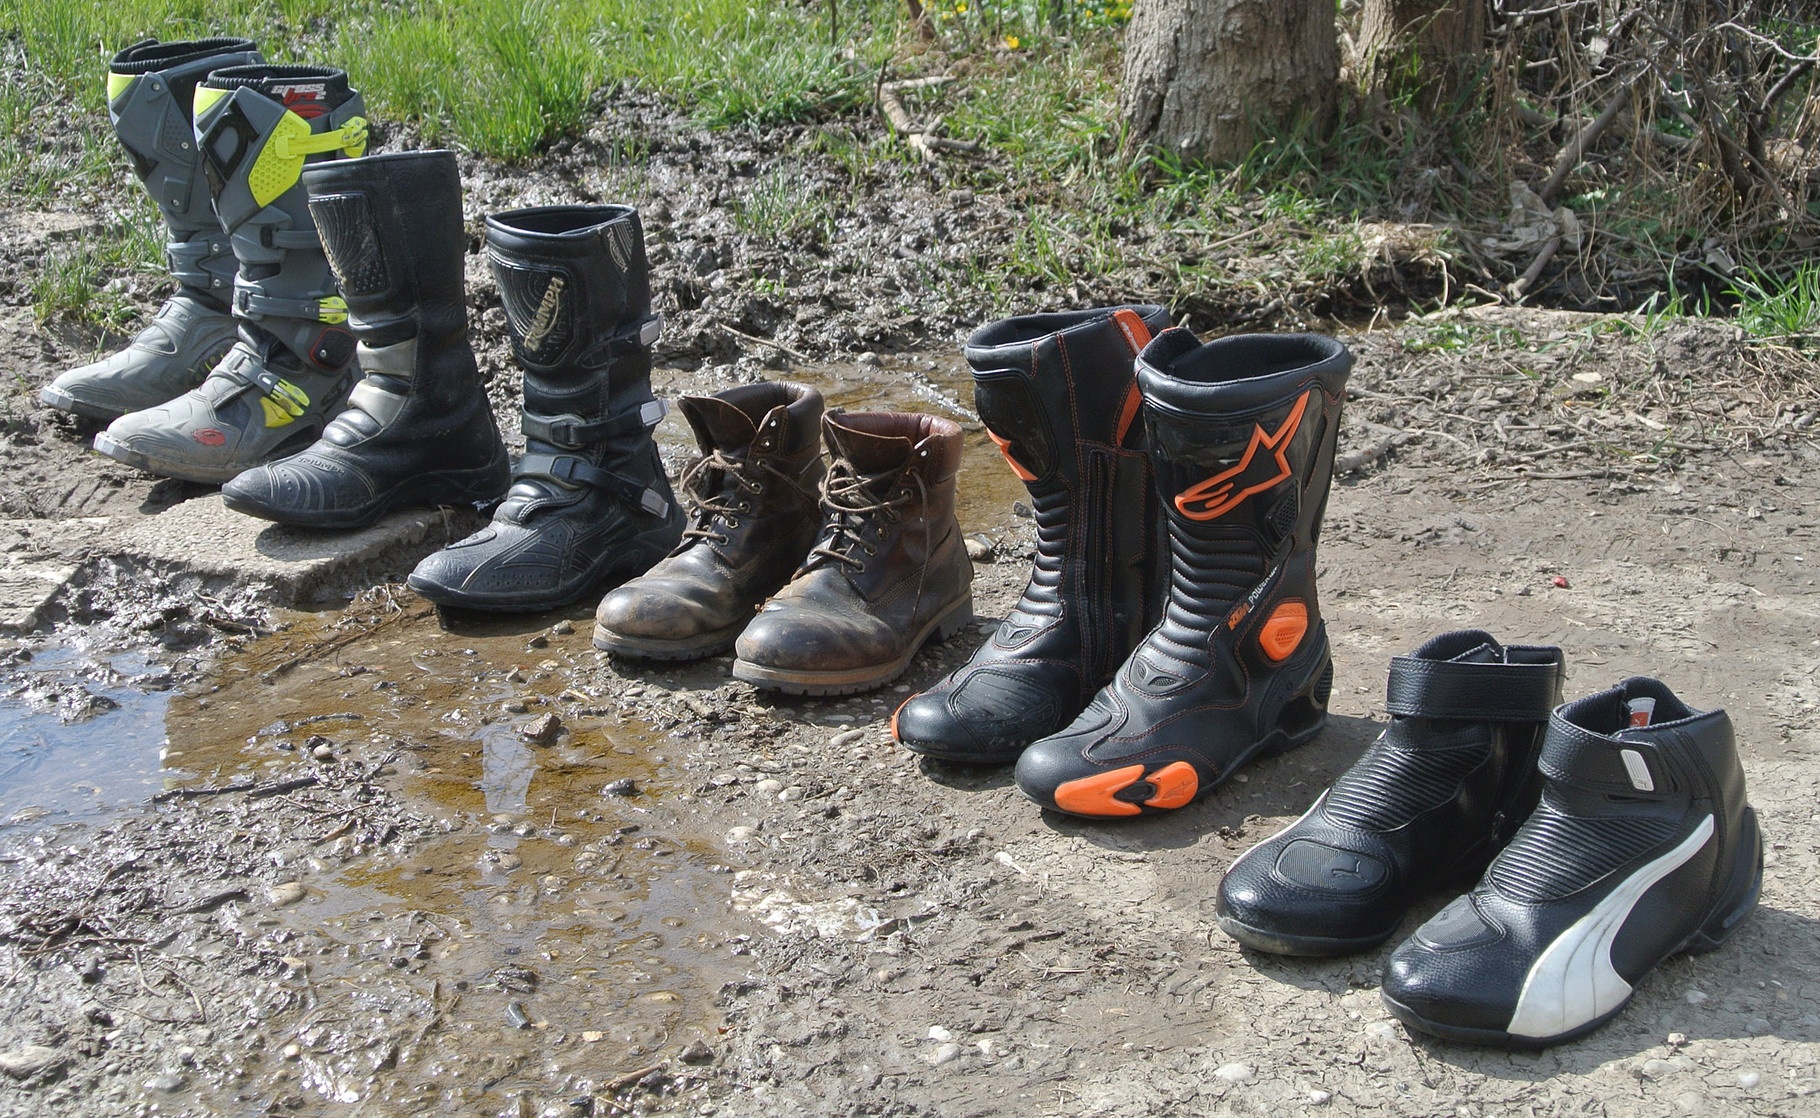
[30,217,165,328]
[1730,263,1820,340]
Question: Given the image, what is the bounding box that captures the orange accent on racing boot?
[891,695,910,742]
[1142,761,1198,809]
[1259,600,1309,662]
[1053,764,1146,816]
[1226,601,1250,630]
[1175,391,1310,521]
[987,429,1037,481]
[1115,382,1144,445]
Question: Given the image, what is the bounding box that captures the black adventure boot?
[1015,329,1350,818]
[408,205,683,611]
[1381,678,1763,1048]
[221,150,509,527]
[892,306,1172,763]
[1216,630,1565,956]
[95,64,367,483]
[42,37,262,421]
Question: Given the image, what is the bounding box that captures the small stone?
[601,778,638,797]
[754,778,783,795]
[1737,1071,1761,1089]
[526,635,549,649]
[928,1043,961,1066]
[726,826,757,841]
[928,1026,954,1043]
[266,882,306,907]
[502,700,528,715]
[829,729,866,748]
[0,1045,65,1079]
[679,1041,714,1064]
[282,1044,301,1060]
[1013,501,1033,519]
[857,351,882,367]
[146,1072,186,1092]
[1213,1062,1253,1084]
[519,712,562,745]
[1685,988,1708,1004]
[1642,1058,1679,1079]
[310,743,334,762]
[1572,371,1603,384]
[1668,1031,1688,1046]
[965,535,993,562]
[641,991,681,1003]
[1365,1020,1398,1039]
[1307,1089,1332,1105]
[777,785,802,802]
[550,619,574,635]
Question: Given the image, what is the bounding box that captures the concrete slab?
[114,495,479,605]
[0,558,77,631]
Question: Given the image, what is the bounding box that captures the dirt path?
[2,155,1818,1115]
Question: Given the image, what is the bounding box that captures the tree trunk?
[1119,0,1338,166]
[1355,0,1486,109]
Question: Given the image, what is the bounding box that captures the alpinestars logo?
[522,275,567,353]
[1174,391,1310,521]
[271,82,328,119]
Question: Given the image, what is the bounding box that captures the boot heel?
[1266,655,1333,758]
[1683,806,1764,955]
[931,594,975,643]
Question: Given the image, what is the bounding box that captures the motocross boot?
[95,64,367,483]
[221,150,509,527]
[1382,678,1763,1048]
[41,37,261,421]
[592,381,826,660]
[1015,329,1351,818]
[1216,630,1565,956]
[408,204,683,611]
[732,411,974,696]
[893,305,1172,763]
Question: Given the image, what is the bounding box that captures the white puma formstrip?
[1230,790,1326,875]
[1505,814,1714,1039]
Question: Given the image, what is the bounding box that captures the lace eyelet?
[863,545,877,556]
[725,517,740,528]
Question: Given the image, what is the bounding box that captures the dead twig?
[1539,76,1638,207]
[717,321,812,364]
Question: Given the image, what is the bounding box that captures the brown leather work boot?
[591,381,826,660]
[732,411,974,696]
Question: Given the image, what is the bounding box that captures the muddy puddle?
[0,355,1028,1113]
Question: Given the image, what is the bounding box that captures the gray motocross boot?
[95,65,367,484]
[41,37,262,421]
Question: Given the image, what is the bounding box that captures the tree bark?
[1355,0,1486,109]
[1119,0,1339,166]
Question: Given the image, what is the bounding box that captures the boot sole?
[92,432,255,485]
[591,620,746,662]
[41,387,128,424]
[731,594,974,697]
[221,461,511,530]
[1213,910,1395,958]
[1381,808,1765,1048]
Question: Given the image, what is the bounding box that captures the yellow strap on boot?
[248,114,369,207]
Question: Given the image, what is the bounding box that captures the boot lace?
[807,458,923,570]
[676,449,802,546]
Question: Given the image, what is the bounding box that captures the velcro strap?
[1538,722,1672,797]
[347,380,406,427]
[1385,657,1560,722]
[521,399,666,448]
[516,454,670,517]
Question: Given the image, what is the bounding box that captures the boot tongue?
[679,394,762,455]
[1446,641,1503,666]
[823,414,914,476]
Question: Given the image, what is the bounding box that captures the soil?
[3,97,1820,1118]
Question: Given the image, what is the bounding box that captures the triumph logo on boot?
[522,275,567,354]
[1174,392,1310,521]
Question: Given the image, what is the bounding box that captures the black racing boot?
[592,382,826,660]
[407,205,683,611]
[1215,631,1565,956]
[221,150,509,527]
[1015,329,1351,818]
[42,37,262,421]
[892,305,1171,763]
[1381,678,1763,1048]
[95,65,367,483]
